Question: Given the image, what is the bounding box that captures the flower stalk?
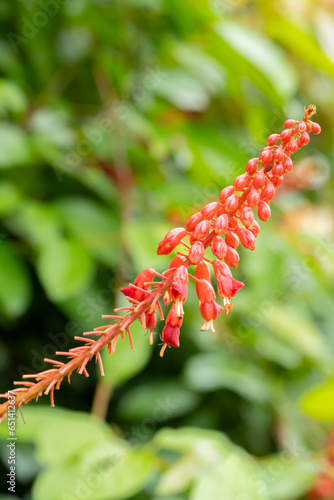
[0,105,321,421]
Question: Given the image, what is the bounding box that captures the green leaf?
[117,380,199,421]
[191,455,268,500]
[32,448,156,500]
[0,241,31,318]
[37,238,95,302]
[0,182,22,216]
[101,318,153,387]
[54,197,120,267]
[0,122,32,168]
[183,353,275,403]
[0,79,27,117]
[257,455,320,500]
[155,69,210,111]
[301,379,334,420]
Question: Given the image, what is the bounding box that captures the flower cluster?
[0,106,321,420]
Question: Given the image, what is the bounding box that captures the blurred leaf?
[301,379,334,420]
[0,122,32,168]
[118,380,199,421]
[37,238,95,302]
[0,79,27,117]
[101,318,153,387]
[0,241,31,318]
[0,182,22,216]
[155,69,210,111]
[55,197,120,267]
[32,448,156,500]
[184,352,275,403]
[257,455,320,500]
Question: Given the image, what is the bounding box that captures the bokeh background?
[1,0,334,499]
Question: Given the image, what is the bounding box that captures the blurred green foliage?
[0,0,334,499]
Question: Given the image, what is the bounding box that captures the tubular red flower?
[195,279,223,332]
[189,241,205,264]
[170,265,189,317]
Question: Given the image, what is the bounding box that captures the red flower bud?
[287,139,298,154]
[284,119,297,128]
[195,261,211,281]
[211,235,227,259]
[271,175,284,187]
[214,214,229,234]
[157,227,187,255]
[247,188,261,207]
[283,157,293,172]
[248,220,260,237]
[300,131,310,145]
[212,259,232,279]
[193,220,211,240]
[189,241,205,264]
[272,162,284,176]
[297,122,306,132]
[273,147,284,162]
[260,181,275,202]
[280,129,292,143]
[312,122,321,134]
[253,171,267,189]
[201,201,220,219]
[219,186,235,204]
[225,194,240,212]
[229,216,239,230]
[267,134,279,146]
[121,268,156,302]
[236,227,256,250]
[224,246,240,268]
[162,306,182,348]
[186,212,203,231]
[258,201,271,221]
[225,230,239,249]
[239,206,254,227]
[233,173,251,191]
[246,158,258,175]
[259,149,272,164]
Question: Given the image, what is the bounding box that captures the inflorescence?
[0,105,321,421]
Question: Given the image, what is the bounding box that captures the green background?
[0,0,334,499]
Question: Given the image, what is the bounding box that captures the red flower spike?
[224,194,240,212]
[258,201,271,222]
[0,106,321,418]
[249,220,260,237]
[236,227,256,250]
[211,235,227,260]
[186,212,203,231]
[239,206,254,227]
[189,241,205,264]
[247,188,261,207]
[233,173,252,191]
[214,214,229,234]
[193,220,211,240]
[246,158,259,175]
[253,171,267,189]
[224,246,240,268]
[170,266,189,317]
[195,279,223,332]
[201,201,220,219]
[219,186,235,204]
[225,230,239,249]
[267,134,279,146]
[195,261,211,281]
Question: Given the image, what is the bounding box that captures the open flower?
[195,278,223,332]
